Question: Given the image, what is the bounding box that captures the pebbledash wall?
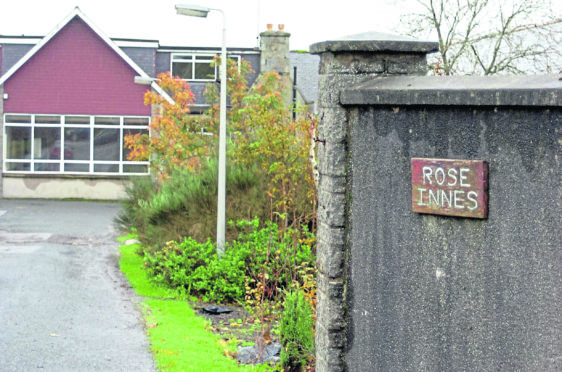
[310,34,561,371]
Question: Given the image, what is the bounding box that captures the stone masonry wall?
[310,34,438,371]
[260,28,291,77]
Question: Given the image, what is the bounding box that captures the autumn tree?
[231,72,317,229]
[206,60,317,230]
[124,72,215,178]
[125,58,317,232]
[401,0,562,75]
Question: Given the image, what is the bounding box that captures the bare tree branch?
[452,18,562,46]
[400,0,561,75]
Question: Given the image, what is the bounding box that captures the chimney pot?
[278,24,285,31]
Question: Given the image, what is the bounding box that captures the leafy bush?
[280,288,315,371]
[143,218,315,304]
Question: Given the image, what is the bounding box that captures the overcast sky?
[0,0,412,51]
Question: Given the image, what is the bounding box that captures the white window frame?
[171,53,241,81]
[3,113,150,176]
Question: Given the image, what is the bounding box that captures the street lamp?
[133,76,159,85]
[176,4,227,257]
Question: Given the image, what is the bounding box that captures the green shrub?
[114,174,157,236]
[143,218,315,304]
[280,288,315,371]
[115,159,269,249]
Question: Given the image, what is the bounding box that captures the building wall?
[154,50,261,107]
[155,50,171,76]
[3,17,150,116]
[3,176,128,200]
[290,52,319,105]
[1,42,35,75]
[120,46,156,76]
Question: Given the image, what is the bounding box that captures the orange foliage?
[124,72,214,178]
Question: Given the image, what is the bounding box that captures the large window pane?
[6,127,31,159]
[194,62,215,80]
[123,128,149,161]
[64,128,90,160]
[34,127,61,159]
[172,61,193,79]
[94,128,120,161]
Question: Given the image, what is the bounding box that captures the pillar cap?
[310,31,439,54]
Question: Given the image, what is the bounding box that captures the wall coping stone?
[310,32,439,54]
[341,75,562,106]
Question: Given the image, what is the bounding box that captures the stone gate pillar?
[310,33,438,371]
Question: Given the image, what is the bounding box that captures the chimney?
[259,24,291,76]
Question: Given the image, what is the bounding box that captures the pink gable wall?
[4,17,150,116]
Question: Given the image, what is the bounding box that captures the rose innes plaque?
[411,158,488,218]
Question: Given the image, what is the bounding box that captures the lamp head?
[175,4,210,17]
[134,76,158,85]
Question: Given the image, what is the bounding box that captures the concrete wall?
[311,34,561,371]
[2,177,129,200]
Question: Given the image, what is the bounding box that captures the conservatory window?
[3,114,150,175]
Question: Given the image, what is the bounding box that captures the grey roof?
[341,75,562,107]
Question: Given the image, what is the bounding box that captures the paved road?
[0,199,155,371]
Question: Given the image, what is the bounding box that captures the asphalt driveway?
[0,199,155,371]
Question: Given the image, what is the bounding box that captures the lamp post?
[176,4,227,257]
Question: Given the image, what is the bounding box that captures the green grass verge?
[119,242,270,372]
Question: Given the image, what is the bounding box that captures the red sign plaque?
[411,158,488,218]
